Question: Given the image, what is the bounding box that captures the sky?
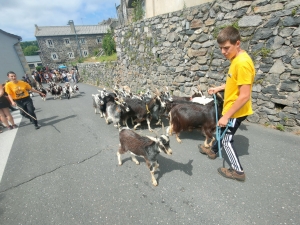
[0,0,120,41]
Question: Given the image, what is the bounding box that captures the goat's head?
[116,98,130,112]
[161,86,173,102]
[154,88,166,108]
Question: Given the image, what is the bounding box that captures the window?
[82,50,89,57]
[51,52,58,60]
[46,39,54,48]
[79,38,86,44]
[68,52,75,58]
[96,37,101,44]
[64,38,70,45]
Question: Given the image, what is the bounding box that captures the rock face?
[78,0,300,133]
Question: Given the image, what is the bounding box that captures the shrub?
[102,29,116,56]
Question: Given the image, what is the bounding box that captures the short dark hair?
[217,26,240,44]
[7,71,16,76]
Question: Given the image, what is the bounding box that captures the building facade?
[35,22,109,69]
[25,55,43,72]
[0,29,30,82]
[116,0,213,25]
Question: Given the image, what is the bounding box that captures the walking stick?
[15,105,37,121]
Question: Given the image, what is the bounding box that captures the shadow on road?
[156,155,193,184]
[0,194,5,217]
[40,115,77,126]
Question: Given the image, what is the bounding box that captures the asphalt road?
[0,83,299,225]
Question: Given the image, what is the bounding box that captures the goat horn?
[115,100,121,105]
[162,123,165,135]
[216,92,223,101]
[155,88,160,96]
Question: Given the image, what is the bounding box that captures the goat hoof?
[152,181,158,186]
[118,163,122,166]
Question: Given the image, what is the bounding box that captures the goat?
[100,92,118,122]
[48,82,62,99]
[167,93,223,147]
[35,87,47,101]
[123,90,164,132]
[92,94,104,116]
[106,99,130,128]
[117,127,172,186]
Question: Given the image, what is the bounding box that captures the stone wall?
[78,0,300,133]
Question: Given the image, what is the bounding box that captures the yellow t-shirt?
[222,51,255,118]
[5,80,31,100]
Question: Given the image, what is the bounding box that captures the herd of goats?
[33,81,80,100]
[33,82,224,186]
[91,84,224,186]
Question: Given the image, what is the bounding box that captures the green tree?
[102,30,116,56]
[132,0,144,22]
[23,45,39,56]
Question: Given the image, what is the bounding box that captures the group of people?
[1,27,255,182]
[31,67,79,89]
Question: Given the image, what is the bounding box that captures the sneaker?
[198,144,217,159]
[35,124,41,130]
[12,124,18,129]
[217,167,246,182]
[7,125,13,130]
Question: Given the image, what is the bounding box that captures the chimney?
[68,20,76,34]
[34,24,40,36]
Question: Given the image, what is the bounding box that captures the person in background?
[71,68,77,83]
[199,26,255,182]
[0,83,17,132]
[34,71,43,88]
[5,71,46,130]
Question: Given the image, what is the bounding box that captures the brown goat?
[117,128,172,186]
[167,94,223,146]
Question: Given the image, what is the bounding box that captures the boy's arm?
[208,84,226,94]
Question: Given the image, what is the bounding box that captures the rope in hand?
[213,93,233,159]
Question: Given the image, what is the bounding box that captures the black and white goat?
[35,87,47,101]
[92,94,104,117]
[48,82,63,99]
[63,82,79,99]
[106,99,130,128]
[117,127,172,186]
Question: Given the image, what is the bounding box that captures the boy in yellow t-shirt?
[6,71,45,129]
[199,26,255,182]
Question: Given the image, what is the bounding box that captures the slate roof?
[35,25,110,37]
[25,55,42,63]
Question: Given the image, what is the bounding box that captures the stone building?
[34,21,109,69]
[0,29,30,82]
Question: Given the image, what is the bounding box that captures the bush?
[93,49,100,56]
[102,29,116,56]
[36,66,43,71]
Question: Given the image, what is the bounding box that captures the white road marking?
[0,111,22,183]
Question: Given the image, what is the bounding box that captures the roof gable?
[35,25,110,37]
[0,29,22,41]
